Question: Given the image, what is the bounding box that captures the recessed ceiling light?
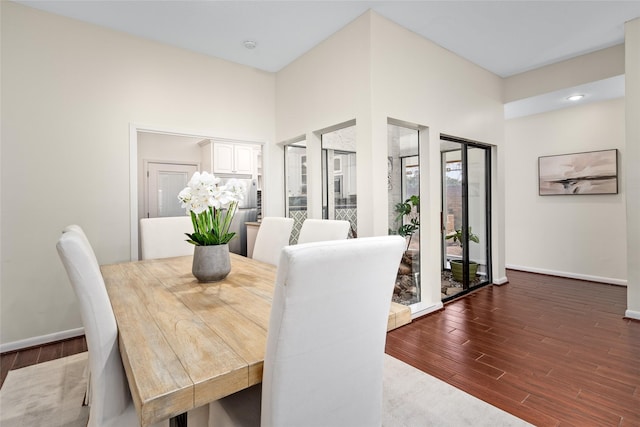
[567,94,585,101]
[243,40,257,50]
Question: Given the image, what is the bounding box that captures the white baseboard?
[411,301,444,320]
[1,327,85,353]
[505,264,627,287]
[624,309,640,321]
[493,276,509,285]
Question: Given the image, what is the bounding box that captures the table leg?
[170,413,188,427]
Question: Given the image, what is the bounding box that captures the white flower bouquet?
[178,171,246,246]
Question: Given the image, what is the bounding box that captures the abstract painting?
[538,149,618,195]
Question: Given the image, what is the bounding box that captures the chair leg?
[83,369,91,406]
[170,413,187,427]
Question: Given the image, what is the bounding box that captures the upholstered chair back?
[296,219,350,244]
[57,230,137,427]
[261,235,405,426]
[139,216,193,260]
[251,217,294,266]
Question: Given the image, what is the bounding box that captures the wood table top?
[101,253,277,427]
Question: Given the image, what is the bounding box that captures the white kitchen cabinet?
[213,142,254,175]
[254,146,263,190]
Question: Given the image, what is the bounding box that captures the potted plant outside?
[445,227,480,283]
[393,195,420,303]
[394,195,420,250]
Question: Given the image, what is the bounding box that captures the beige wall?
[275,12,372,220]
[1,2,275,348]
[276,13,372,141]
[504,45,625,103]
[625,18,640,319]
[505,99,627,284]
[368,13,506,310]
[276,12,506,315]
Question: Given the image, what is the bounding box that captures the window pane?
[387,123,420,306]
[321,126,356,237]
[158,171,190,217]
[285,141,307,243]
[444,156,463,266]
[467,146,488,288]
[441,139,491,300]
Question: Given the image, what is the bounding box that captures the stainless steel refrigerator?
[221,177,258,256]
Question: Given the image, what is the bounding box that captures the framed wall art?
[538,149,618,195]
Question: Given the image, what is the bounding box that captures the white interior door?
[146,162,198,218]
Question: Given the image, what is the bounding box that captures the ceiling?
[14,1,640,116]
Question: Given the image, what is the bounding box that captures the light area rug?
[0,352,531,427]
[382,355,532,427]
[0,352,89,427]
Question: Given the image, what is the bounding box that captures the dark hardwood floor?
[386,269,640,427]
[0,335,86,388]
[2,270,638,426]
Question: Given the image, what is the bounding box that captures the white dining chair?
[57,229,207,427]
[251,217,294,266]
[139,216,194,260]
[296,218,350,244]
[208,235,406,427]
[61,224,95,406]
[63,224,97,263]
[62,223,88,238]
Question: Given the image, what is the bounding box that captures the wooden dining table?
[101,253,277,427]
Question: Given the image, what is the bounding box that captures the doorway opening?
[440,135,492,301]
[130,126,263,260]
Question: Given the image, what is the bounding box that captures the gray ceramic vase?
[192,244,231,282]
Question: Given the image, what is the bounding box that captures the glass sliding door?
[441,136,491,300]
[388,122,420,306]
[285,140,307,244]
[442,149,463,274]
[467,146,489,287]
[321,125,356,237]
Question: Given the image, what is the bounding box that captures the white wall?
[276,11,506,316]
[505,98,627,284]
[1,2,275,349]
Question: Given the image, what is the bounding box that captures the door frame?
[440,134,492,298]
